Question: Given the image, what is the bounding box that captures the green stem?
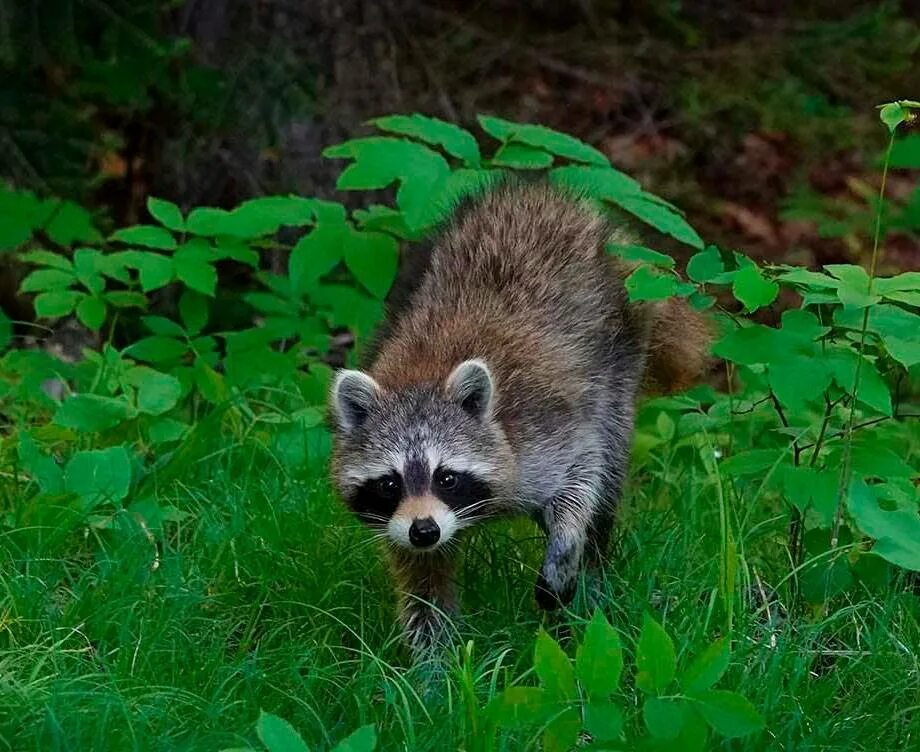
[830,132,894,549]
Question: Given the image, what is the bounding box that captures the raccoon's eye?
[434,468,459,491]
[374,475,402,500]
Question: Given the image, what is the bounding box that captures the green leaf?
[34,290,81,318]
[44,200,101,246]
[583,702,623,743]
[848,479,920,571]
[76,295,107,330]
[179,290,209,336]
[18,431,63,493]
[64,446,132,507]
[214,238,259,267]
[719,450,785,478]
[768,356,831,411]
[323,137,451,230]
[330,724,377,752]
[712,324,784,366]
[643,697,686,740]
[783,465,838,525]
[625,266,678,302]
[614,193,704,249]
[289,224,345,294]
[485,687,555,729]
[148,417,189,445]
[834,304,920,369]
[680,638,730,693]
[122,251,175,292]
[256,711,311,752]
[490,142,554,169]
[477,115,609,166]
[825,348,892,416]
[534,629,577,700]
[690,690,765,739]
[54,394,133,432]
[104,291,147,310]
[636,612,677,694]
[21,268,75,292]
[174,241,217,296]
[19,250,74,270]
[111,224,177,250]
[543,707,581,752]
[826,264,879,308]
[125,336,188,363]
[686,246,725,283]
[732,265,778,312]
[344,229,399,300]
[372,114,480,165]
[143,316,186,337]
[147,197,185,232]
[549,164,641,201]
[606,243,674,269]
[126,366,182,415]
[576,610,624,699]
[878,101,918,133]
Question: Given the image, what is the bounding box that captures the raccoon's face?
[330,360,514,551]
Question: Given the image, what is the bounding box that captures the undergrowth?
[0,105,918,750]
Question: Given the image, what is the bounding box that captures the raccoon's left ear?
[445,359,494,421]
[331,370,381,433]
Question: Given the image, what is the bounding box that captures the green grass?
[1,418,919,751]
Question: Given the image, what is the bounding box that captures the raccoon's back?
[369,182,638,405]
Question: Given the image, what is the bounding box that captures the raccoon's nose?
[409,517,440,548]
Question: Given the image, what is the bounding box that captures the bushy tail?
[636,297,713,395]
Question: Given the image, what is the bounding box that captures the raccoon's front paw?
[534,570,576,611]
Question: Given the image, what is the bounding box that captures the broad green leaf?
[289,224,345,294]
[825,348,892,416]
[826,264,880,307]
[186,207,233,236]
[111,224,177,250]
[643,697,686,740]
[126,366,182,415]
[888,134,920,169]
[686,246,724,283]
[606,243,674,269]
[549,164,641,201]
[833,304,920,369]
[477,115,609,166]
[768,356,832,410]
[680,638,730,693]
[534,629,577,700]
[54,393,133,432]
[584,702,623,743]
[179,290,209,336]
[19,250,74,270]
[490,142,554,169]
[543,707,581,752]
[256,711,310,752]
[147,197,185,232]
[224,196,317,237]
[324,137,450,230]
[122,251,175,292]
[848,479,920,571]
[21,268,75,292]
[782,465,838,525]
[44,200,101,246]
[18,431,63,493]
[615,193,704,249]
[732,265,778,312]
[330,724,377,752]
[64,446,132,507]
[485,687,556,729]
[214,238,259,267]
[878,101,919,133]
[636,612,677,694]
[625,266,678,302]
[76,295,107,330]
[776,267,840,289]
[690,690,765,738]
[576,610,624,699]
[874,271,920,295]
[34,290,81,318]
[105,291,147,309]
[712,325,784,366]
[126,336,188,363]
[372,114,480,165]
[174,241,217,296]
[344,229,399,300]
[148,417,189,445]
[143,316,186,337]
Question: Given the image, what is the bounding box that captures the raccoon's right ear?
[445,359,494,421]
[331,370,381,433]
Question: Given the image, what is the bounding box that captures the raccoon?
[330,180,710,652]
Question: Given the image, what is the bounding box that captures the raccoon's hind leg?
[534,482,601,610]
[390,550,459,654]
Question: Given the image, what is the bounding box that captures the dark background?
[2,1,918,277]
